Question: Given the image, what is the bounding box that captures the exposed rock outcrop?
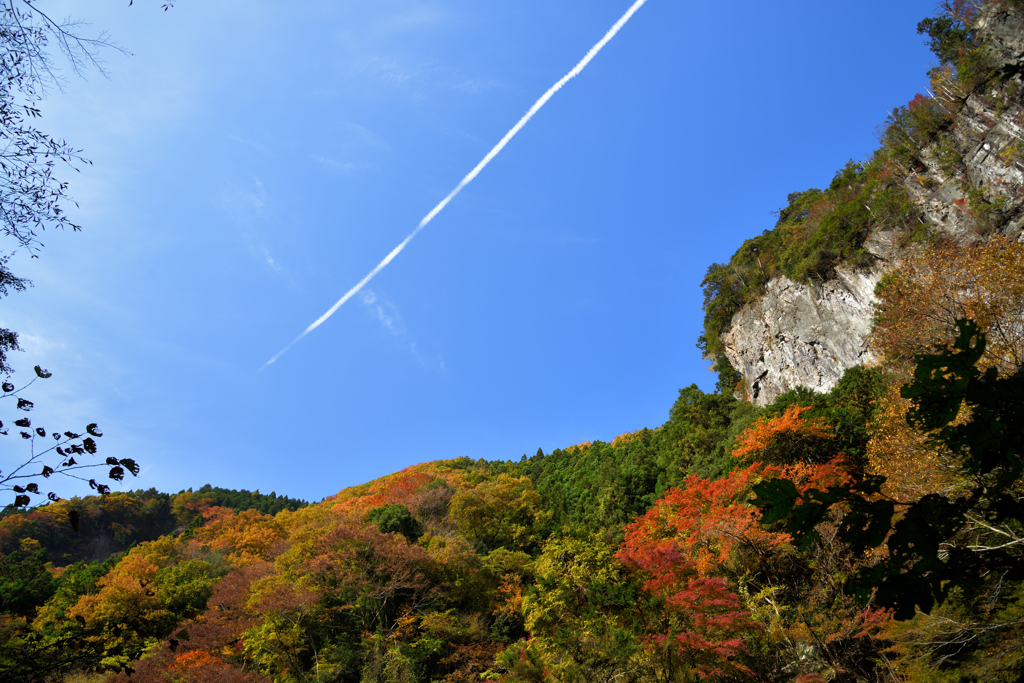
[721,233,893,406]
[721,4,1024,406]
[908,89,1024,241]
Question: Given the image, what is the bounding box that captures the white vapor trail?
[262,0,649,370]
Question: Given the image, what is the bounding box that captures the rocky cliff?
[721,233,893,406]
[721,4,1024,406]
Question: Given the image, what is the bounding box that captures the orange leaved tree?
[732,404,836,467]
[617,520,758,681]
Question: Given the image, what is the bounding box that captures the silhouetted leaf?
[86,423,102,437]
[839,500,896,552]
[851,475,886,496]
[68,509,80,532]
[16,398,33,411]
[750,479,799,523]
[902,319,983,431]
[33,365,51,379]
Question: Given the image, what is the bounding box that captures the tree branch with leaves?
[1,365,138,524]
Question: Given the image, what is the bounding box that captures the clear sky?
[2,0,940,502]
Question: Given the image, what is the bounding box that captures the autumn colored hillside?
[2,1,1024,682]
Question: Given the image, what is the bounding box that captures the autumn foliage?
[732,404,835,465]
[872,235,1024,375]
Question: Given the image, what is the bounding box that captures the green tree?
[366,503,422,542]
[660,384,743,481]
[498,533,643,683]
[449,474,545,553]
[0,545,56,617]
[916,2,981,67]
[154,559,216,620]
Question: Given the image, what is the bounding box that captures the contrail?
[262,0,649,370]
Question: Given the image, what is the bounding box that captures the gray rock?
[722,265,885,406]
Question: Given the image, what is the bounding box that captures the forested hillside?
[0,486,307,565]
[2,1,1024,682]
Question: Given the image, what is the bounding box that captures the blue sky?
[2,0,940,502]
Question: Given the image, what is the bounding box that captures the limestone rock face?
[976,4,1024,67]
[720,4,1024,407]
[908,90,1024,242]
[721,239,891,407]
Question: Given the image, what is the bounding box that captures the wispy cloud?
[359,290,445,373]
[263,0,650,370]
[410,342,447,376]
[333,4,445,52]
[221,177,268,217]
[264,248,282,273]
[449,76,506,94]
[361,289,404,335]
[230,135,275,157]
[328,3,502,101]
[373,8,444,34]
[348,56,506,96]
[337,121,391,151]
[308,121,389,172]
[353,56,420,85]
[217,177,289,276]
[311,155,355,172]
